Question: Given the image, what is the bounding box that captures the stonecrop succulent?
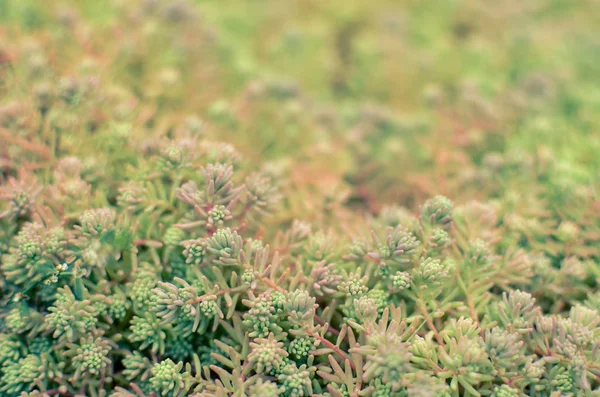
[2,0,600,396]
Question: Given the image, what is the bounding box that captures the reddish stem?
[307,329,356,372]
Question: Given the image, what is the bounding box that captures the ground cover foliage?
[1,0,600,396]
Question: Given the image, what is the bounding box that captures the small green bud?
[339,272,369,297]
[367,288,388,315]
[199,299,219,318]
[288,336,316,360]
[157,143,190,172]
[352,295,379,323]
[271,291,287,309]
[421,195,453,229]
[6,307,29,332]
[149,359,185,397]
[117,182,145,212]
[551,369,576,393]
[163,227,185,246]
[248,333,288,374]
[0,334,25,364]
[243,293,283,338]
[70,336,113,378]
[207,204,231,228]
[77,207,116,237]
[277,363,313,397]
[181,238,207,265]
[0,354,44,394]
[242,268,256,284]
[428,228,450,252]
[109,293,130,321]
[392,271,412,291]
[248,379,282,397]
[413,257,448,286]
[491,385,520,397]
[467,239,492,267]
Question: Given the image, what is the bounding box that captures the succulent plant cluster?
[2,0,600,396]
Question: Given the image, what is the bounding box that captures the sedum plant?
[3,168,600,396]
[1,0,600,396]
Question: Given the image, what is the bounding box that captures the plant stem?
[417,299,444,345]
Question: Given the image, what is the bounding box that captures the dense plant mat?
[1,0,600,396]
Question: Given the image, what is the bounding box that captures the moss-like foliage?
[2,0,600,396]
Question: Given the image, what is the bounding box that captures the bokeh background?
[2,0,600,226]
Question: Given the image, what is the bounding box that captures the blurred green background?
[1,0,600,214]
